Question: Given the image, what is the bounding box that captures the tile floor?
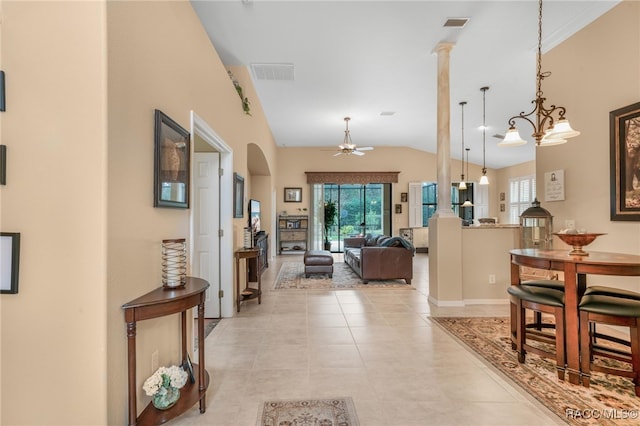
[170,253,564,425]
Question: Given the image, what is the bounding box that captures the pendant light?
[500,0,580,146]
[461,148,473,207]
[479,86,489,185]
[459,101,468,191]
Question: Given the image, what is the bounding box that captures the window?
[409,182,473,226]
[509,175,536,224]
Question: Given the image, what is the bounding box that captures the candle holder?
[162,238,186,289]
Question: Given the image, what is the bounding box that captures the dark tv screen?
[249,199,261,232]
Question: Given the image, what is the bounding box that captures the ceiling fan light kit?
[332,117,374,156]
[501,0,580,147]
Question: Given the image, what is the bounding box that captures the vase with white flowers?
[143,365,188,410]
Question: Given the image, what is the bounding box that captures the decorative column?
[434,42,455,217]
[428,42,463,306]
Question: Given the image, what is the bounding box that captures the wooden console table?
[235,248,263,312]
[122,277,210,426]
[510,249,640,385]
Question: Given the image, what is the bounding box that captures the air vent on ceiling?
[251,63,295,81]
[444,18,469,28]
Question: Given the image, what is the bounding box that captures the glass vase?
[152,386,180,410]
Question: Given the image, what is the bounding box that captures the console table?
[122,277,210,426]
[235,248,263,312]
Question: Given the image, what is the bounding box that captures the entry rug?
[431,317,639,426]
[274,261,412,290]
[257,397,359,426]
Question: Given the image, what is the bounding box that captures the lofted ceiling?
[191,0,618,169]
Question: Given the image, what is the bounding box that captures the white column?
[434,42,455,217]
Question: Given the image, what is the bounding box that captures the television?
[249,199,261,233]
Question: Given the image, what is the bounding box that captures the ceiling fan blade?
[352,150,365,156]
[333,152,343,156]
[357,146,374,151]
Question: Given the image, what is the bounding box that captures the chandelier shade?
[501,0,580,147]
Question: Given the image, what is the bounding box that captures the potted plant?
[323,200,337,251]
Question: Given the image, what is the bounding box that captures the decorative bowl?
[553,233,606,256]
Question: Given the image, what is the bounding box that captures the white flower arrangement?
[142,365,188,397]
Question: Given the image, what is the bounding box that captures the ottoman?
[304,250,334,278]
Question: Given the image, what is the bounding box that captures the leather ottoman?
[304,250,334,278]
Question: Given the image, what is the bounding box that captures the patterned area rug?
[257,397,359,426]
[432,317,639,426]
[274,261,413,290]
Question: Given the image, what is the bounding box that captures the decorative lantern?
[520,199,553,249]
[162,238,187,289]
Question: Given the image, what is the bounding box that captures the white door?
[193,152,221,318]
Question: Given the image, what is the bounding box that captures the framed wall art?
[284,187,302,203]
[400,192,408,203]
[154,109,190,209]
[610,101,640,220]
[1,232,20,294]
[233,173,244,218]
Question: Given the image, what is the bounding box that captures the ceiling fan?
[332,117,374,156]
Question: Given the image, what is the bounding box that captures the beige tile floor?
[170,253,564,426]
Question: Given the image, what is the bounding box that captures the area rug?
[431,317,639,426]
[274,261,413,290]
[257,397,359,426]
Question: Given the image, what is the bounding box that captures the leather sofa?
[343,235,414,284]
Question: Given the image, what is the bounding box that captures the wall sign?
[544,169,565,202]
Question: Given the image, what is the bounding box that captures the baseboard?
[463,298,509,305]
[415,247,428,253]
[428,295,465,307]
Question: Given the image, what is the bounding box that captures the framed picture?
[400,192,408,203]
[544,169,565,202]
[1,232,20,294]
[395,204,402,214]
[233,173,244,218]
[499,192,505,201]
[284,187,302,203]
[610,101,640,220]
[154,109,190,209]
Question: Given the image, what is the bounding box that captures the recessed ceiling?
[192,0,619,169]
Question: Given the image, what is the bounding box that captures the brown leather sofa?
[343,235,414,284]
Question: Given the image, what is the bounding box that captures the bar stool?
[583,286,640,347]
[509,280,564,349]
[508,284,566,380]
[579,294,640,397]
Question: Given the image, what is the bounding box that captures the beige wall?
[537,1,640,288]
[276,146,495,232]
[1,1,108,424]
[1,0,278,424]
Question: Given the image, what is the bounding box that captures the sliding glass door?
[323,183,391,252]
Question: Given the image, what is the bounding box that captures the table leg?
[235,255,241,312]
[563,262,581,384]
[258,271,262,304]
[126,322,137,426]
[198,301,206,413]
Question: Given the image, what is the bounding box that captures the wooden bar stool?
[579,294,640,397]
[508,285,566,380]
[509,280,564,350]
[583,286,640,347]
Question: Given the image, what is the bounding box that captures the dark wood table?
[122,277,210,425]
[235,248,262,312]
[510,249,640,385]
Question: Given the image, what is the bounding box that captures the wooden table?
[235,248,262,312]
[122,277,210,425]
[510,249,640,385]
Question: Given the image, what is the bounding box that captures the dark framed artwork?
[154,109,190,209]
[400,192,408,203]
[395,204,402,214]
[233,173,244,218]
[1,232,20,294]
[610,101,640,220]
[284,187,302,203]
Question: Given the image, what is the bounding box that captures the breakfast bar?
[510,249,640,385]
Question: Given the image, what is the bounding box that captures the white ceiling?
[191,0,618,169]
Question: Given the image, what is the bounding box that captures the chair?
[579,294,640,397]
[508,284,566,380]
[509,280,565,347]
[583,286,640,347]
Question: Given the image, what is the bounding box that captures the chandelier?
[499,0,580,147]
[459,101,468,190]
